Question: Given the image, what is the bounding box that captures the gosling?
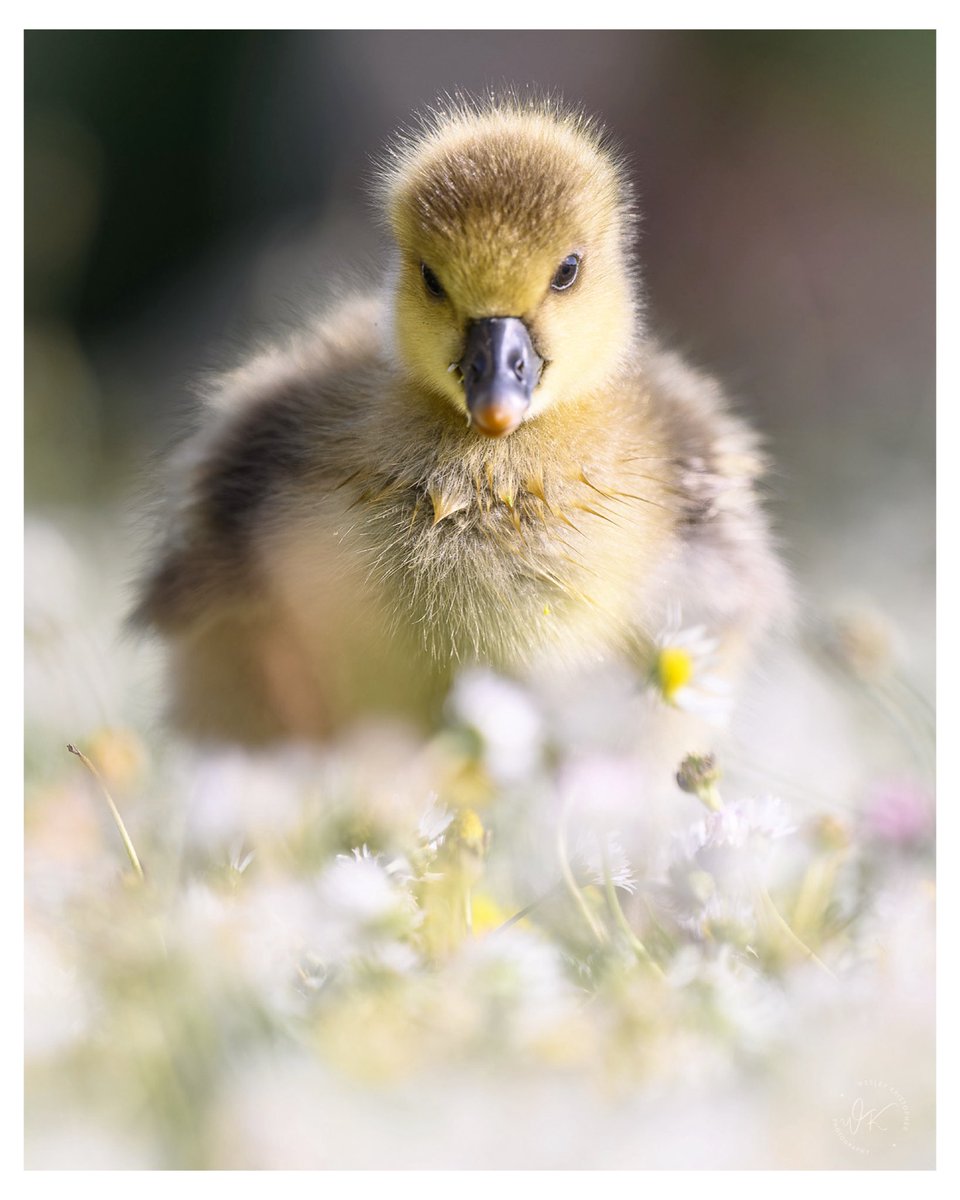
[135,97,791,746]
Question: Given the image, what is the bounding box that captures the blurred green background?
[24,29,935,675]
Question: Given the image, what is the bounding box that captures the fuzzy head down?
[378,96,641,428]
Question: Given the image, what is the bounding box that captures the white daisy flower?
[448,668,544,781]
[316,847,417,931]
[659,796,796,937]
[576,830,638,893]
[418,794,455,849]
[651,622,733,726]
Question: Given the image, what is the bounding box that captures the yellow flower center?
[657,646,694,700]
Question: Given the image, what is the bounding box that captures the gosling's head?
[379,97,640,437]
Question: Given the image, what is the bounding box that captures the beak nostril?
[458,318,542,434]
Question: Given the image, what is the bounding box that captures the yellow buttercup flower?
[468,892,515,936]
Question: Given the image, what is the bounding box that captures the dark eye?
[551,253,581,292]
[421,262,445,299]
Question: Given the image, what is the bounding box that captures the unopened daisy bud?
[87,727,147,791]
[813,813,850,852]
[830,607,894,681]
[676,753,723,812]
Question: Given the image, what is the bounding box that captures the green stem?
[493,881,563,935]
[557,797,607,944]
[760,886,836,980]
[601,842,664,979]
[67,743,145,881]
[699,783,723,813]
[791,853,841,941]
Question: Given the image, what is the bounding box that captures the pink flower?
[862,778,934,846]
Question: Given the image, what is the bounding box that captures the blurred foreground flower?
[660,796,797,942]
[862,777,934,847]
[448,668,544,781]
[23,522,935,1168]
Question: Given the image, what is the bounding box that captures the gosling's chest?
[351,457,674,667]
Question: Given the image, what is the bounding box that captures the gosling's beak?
[459,317,542,438]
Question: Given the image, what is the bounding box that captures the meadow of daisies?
[24,510,935,1170]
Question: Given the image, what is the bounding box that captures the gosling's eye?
[551,253,581,292]
[421,262,445,299]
